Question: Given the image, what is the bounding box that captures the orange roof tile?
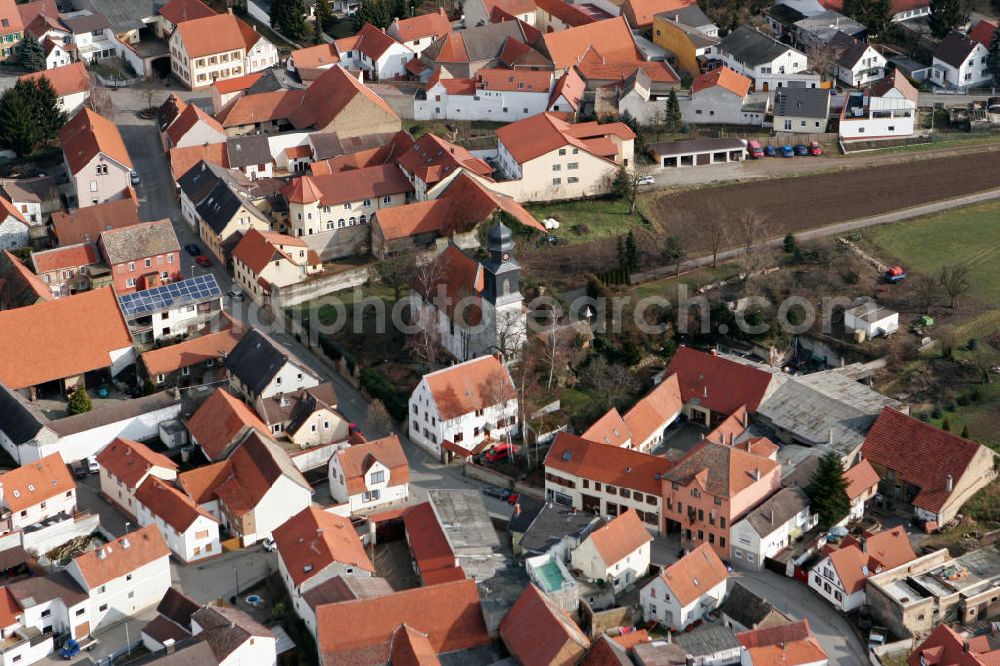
[232,229,309,275]
[862,407,989,513]
[0,453,74,513]
[542,17,641,69]
[824,526,916,593]
[337,22,399,61]
[0,249,49,307]
[534,0,597,26]
[583,408,631,447]
[659,543,729,606]
[177,460,230,505]
[0,0,24,36]
[423,354,513,421]
[864,525,917,570]
[692,66,751,97]
[165,102,224,147]
[215,89,305,129]
[287,164,411,206]
[212,71,262,95]
[624,373,683,447]
[477,68,552,92]
[402,502,458,577]
[290,43,340,70]
[389,624,441,666]
[140,323,244,378]
[575,49,680,84]
[496,112,630,164]
[159,0,216,24]
[908,624,999,666]
[737,620,827,666]
[72,525,170,589]
[623,0,695,27]
[969,19,998,47]
[59,108,133,174]
[549,68,585,110]
[843,458,879,501]
[135,476,218,533]
[187,388,268,461]
[169,143,229,181]
[0,587,19,628]
[500,584,590,665]
[316,579,490,663]
[30,243,98,275]
[546,431,673,496]
[704,405,749,445]
[95,438,178,490]
[273,506,374,588]
[665,440,778,498]
[175,13,248,58]
[396,133,492,185]
[0,287,132,389]
[335,435,409,496]
[389,8,450,43]
[19,62,90,98]
[587,509,652,567]
[289,65,399,131]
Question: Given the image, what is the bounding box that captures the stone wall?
[272,265,370,308]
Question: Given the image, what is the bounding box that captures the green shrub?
[360,368,407,420]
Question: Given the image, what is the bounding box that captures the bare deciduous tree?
[807,43,838,81]
[705,216,726,269]
[731,208,771,285]
[405,257,445,369]
[365,399,394,439]
[912,274,940,312]
[85,81,114,118]
[938,264,971,308]
[968,347,996,385]
[372,253,417,302]
[480,367,518,447]
[538,321,574,390]
[579,356,639,409]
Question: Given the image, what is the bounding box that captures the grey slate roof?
[9,570,87,607]
[177,161,241,207]
[741,486,810,538]
[795,11,865,43]
[718,581,787,629]
[766,3,806,25]
[100,219,180,265]
[226,135,272,170]
[934,30,981,69]
[156,588,201,632]
[830,33,874,67]
[756,368,900,451]
[0,383,50,445]
[69,0,162,32]
[773,87,830,119]
[308,131,400,161]
[302,575,393,612]
[224,327,319,397]
[60,10,112,33]
[191,605,273,663]
[656,3,714,28]
[518,502,601,556]
[649,138,747,157]
[674,623,741,657]
[507,494,545,534]
[719,26,800,66]
[195,179,269,236]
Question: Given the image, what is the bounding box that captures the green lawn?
[866,200,1000,306]
[629,264,737,300]
[526,198,649,244]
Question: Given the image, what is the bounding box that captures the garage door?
[74,621,90,638]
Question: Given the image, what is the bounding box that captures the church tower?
[482,221,525,358]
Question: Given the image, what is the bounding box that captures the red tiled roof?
[411,244,483,324]
[623,0,695,27]
[187,388,268,461]
[177,461,230,505]
[60,108,133,174]
[692,66,750,97]
[19,62,90,98]
[289,65,400,131]
[165,103,224,147]
[17,0,55,33]
[0,0,24,36]
[396,133,492,185]
[496,112,632,164]
[95,438,177,491]
[665,439,777,498]
[159,0,216,25]
[477,68,552,92]
[534,0,596,26]
[666,346,777,414]
[659,543,728,606]
[174,13,248,58]
[316,579,490,663]
[140,320,244,378]
[738,619,827,666]
[212,71,262,94]
[72,525,169,589]
[0,453,74,513]
[0,250,49,308]
[862,408,990,513]
[624,373,683,446]
[908,624,1000,666]
[500,584,590,665]
[169,143,229,181]
[50,198,141,246]
[704,405,749,445]
[290,43,340,70]
[545,431,672,495]
[336,22,399,61]
[403,502,458,578]
[0,587,18,628]
[587,509,652,567]
[969,19,998,47]
[541,17,641,69]
[423,354,513,421]
[389,624,441,666]
[844,458,879,501]
[583,408,631,447]
[549,68,585,110]
[30,243,98,274]
[215,89,305,129]
[286,164,411,206]
[135,476,218,533]
[335,435,409,496]
[389,8,450,43]
[0,287,132,389]
[273,506,374,588]
[824,526,915,593]
[232,229,309,275]
[575,48,680,84]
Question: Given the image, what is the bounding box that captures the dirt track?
[651,151,1000,254]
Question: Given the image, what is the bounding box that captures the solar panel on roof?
[117,274,222,319]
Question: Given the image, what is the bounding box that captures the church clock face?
[502,252,510,261]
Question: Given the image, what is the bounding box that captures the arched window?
[349,217,357,226]
[337,219,346,228]
[359,214,367,224]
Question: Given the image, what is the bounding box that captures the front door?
[74,621,90,638]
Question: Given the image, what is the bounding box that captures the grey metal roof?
[656,4,714,28]
[100,219,180,265]
[226,135,272,170]
[518,502,601,556]
[741,486,810,537]
[674,623,741,657]
[0,383,49,445]
[69,0,162,32]
[718,581,788,629]
[756,368,900,452]
[649,137,747,157]
[49,389,181,436]
[224,327,319,397]
[773,87,830,119]
[508,494,545,534]
[795,11,865,42]
[719,26,800,66]
[845,302,897,324]
[766,3,806,24]
[427,489,505,582]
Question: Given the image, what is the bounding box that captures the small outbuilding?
[648,138,746,168]
[844,301,899,339]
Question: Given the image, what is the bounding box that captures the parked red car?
[195,255,211,267]
[808,141,823,156]
[484,442,516,463]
